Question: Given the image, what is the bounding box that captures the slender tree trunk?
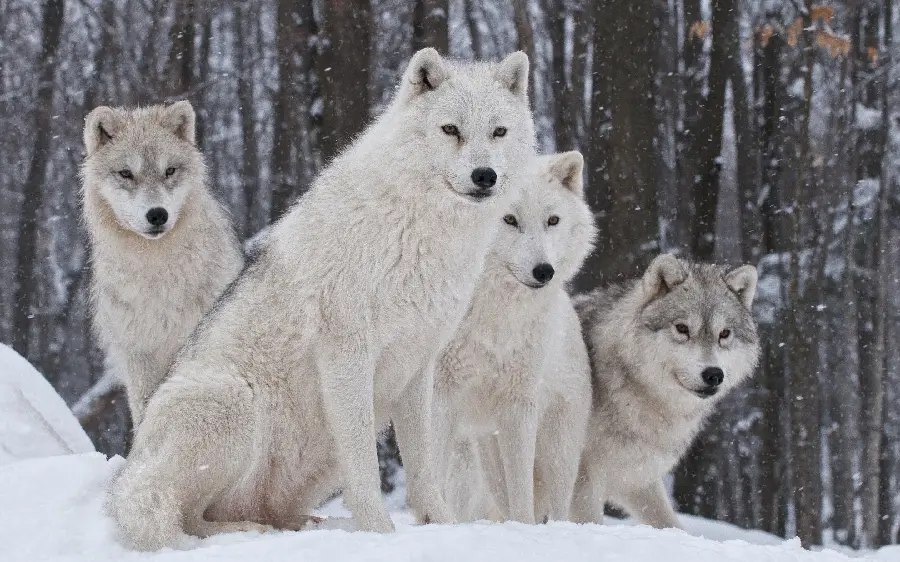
[576,0,659,290]
[789,2,822,546]
[545,0,574,151]
[165,0,195,97]
[512,0,536,106]
[236,4,260,238]
[463,0,482,58]
[317,0,372,163]
[12,0,65,361]
[412,0,448,55]
[270,0,300,221]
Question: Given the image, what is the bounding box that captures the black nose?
[701,367,724,387]
[532,263,555,284]
[471,167,497,188]
[146,207,168,227]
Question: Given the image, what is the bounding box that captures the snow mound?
[0,452,886,562]
[0,343,94,465]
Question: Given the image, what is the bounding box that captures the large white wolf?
[109,49,536,550]
[435,152,596,524]
[571,254,760,528]
[81,101,243,425]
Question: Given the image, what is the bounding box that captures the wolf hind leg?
[569,459,606,525]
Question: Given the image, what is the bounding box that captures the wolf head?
[395,48,536,204]
[490,151,596,288]
[82,101,204,239]
[632,254,760,403]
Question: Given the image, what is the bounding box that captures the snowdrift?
[0,343,94,465]
[2,452,894,562]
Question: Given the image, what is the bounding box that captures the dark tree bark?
[12,0,65,361]
[165,0,196,97]
[463,0,482,58]
[576,0,659,290]
[512,0,536,106]
[317,0,372,164]
[412,0,448,55]
[236,4,261,238]
[545,0,574,151]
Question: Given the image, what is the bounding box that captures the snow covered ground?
[2,452,898,562]
[1,343,898,562]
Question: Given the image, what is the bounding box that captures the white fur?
[435,152,596,524]
[81,101,243,425]
[108,49,537,550]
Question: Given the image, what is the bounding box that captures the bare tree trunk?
[512,0,536,105]
[236,4,261,238]
[12,0,65,361]
[165,0,195,97]
[270,0,302,221]
[789,2,822,546]
[863,0,891,547]
[576,0,659,289]
[463,0,482,58]
[569,3,590,148]
[412,0,448,54]
[545,0,574,151]
[318,0,372,163]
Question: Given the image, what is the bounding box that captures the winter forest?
[1,0,899,552]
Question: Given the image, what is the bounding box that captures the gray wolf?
[81,101,243,426]
[570,254,760,528]
[435,151,595,524]
[108,48,536,550]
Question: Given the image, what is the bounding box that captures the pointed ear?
[399,48,449,102]
[162,100,196,145]
[725,265,758,309]
[642,254,687,303]
[495,51,529,101]
[84,106,125,155]
[548,151,584,195]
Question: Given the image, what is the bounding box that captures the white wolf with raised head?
[436,151,595,524]
[570,254,760,528]
[109,49,536,550]
[81,101,243,426]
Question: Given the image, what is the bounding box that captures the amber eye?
[441,124,460,137]
[503,214,518,227]
[548,215,560,226]
[719,329,731,339]
[493,126,507,138]
[165,167,176,177]
[675,323,690,336]
[118,169,133,179]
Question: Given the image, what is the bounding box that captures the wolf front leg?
[495,402,539,524]
[533,398,588,522]
[392,358,455,525]
[317,345,394,533]
[620,480,681,529]
[570,459,607,525]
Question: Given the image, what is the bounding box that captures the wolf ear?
[399,48,449,102]
[84,106,125,155]
[642,254,687,302]
[162,100,196,145]
[725,265,758,309]
[548,151,584,196]
[495,51,529,101]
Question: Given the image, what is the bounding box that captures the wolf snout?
[146,207,169,227]
[471,167,497,189]
[532,263,554,285]
[701,367,724,388]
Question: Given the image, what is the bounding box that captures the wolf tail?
[107,459,184,551]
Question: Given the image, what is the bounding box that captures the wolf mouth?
[442,178,494,203]
[692,387,719,399]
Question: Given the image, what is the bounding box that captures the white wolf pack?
[80,49,761,551]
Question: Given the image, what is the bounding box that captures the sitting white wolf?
[435,152,596,524]
[108,48,536,550]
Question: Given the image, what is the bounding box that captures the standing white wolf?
[570,255,760,528]
[435,152,595,524]
[109,49,536,550]
[81,101,243,425]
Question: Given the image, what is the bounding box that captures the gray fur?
[570,254,760,528]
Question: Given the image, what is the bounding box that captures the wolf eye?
[441,124,460,137]
[118,169,133,179]
[503,214,518,227]
[165,167,176,177]
[675,323,690,336]
[493,126,507,138]
[548,215,560,226]
[719,329,731,339]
